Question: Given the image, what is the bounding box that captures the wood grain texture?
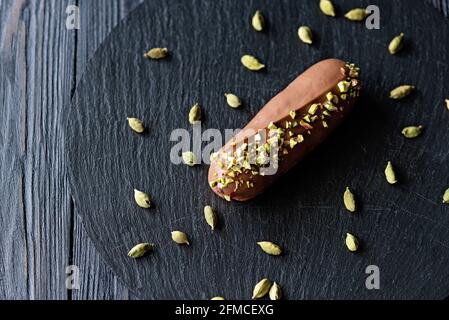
[0,0,448,300]
[67,0,449,299]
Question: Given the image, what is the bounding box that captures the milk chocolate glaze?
[208,59,362,201]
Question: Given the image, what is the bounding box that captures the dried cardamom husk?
[252,10,265,31]
[344,8,367,21]
[189,103,201,124]
[401,125,423,138]
[389,85,415,99]
[211,297,225,300]
[128,243,154,258]
[134,189,151,208]
[241,55,265,71]
[171,231,190,245]
[127,117,145,133]
[345,233,359,252]
[388,33,404,55]
[257,241,282,255]
[319,0,336,17]
[343,187,356,213]
[298,26,313,44]
[182,151,197,166]
[269,282,282,300]
[204,205,218,230]
[385,161,398,185]
[144,47,168,60]
[225,93,242,108]
[443,188,449,204]
[252,278,272,299]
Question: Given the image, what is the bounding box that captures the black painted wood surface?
[67,0,449,299]
[0,0,448,299]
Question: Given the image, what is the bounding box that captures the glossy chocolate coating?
[208,59,361,201]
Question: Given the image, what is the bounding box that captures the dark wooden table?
[0,0,448,300]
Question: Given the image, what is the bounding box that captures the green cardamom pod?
[182,151,197,166]
[388,33,404,55]
[319,0,336,17]
[257,241,282,255]
[401,125,423,138]
[443,188,449,204]
[134,189,151,208]
[211,297,225,300]
[204,205,218,230]
[389,85,415,99]
[225,93,242,108]
[144,47,168,59]
[252,278,272,299]
[127,117,145,133]
[128,243,154,258]
[188,103,201,124]
[345,233,359,252]
[385,161,398,185]
[269,282,282,300]
[344,8,367,21]
[445,99,449,110]
[171,231,190,245]
[241,55,265,71]
[298,26,313,45]
[251,10,265,32]
[343,187,356,213]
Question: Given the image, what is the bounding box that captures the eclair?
[208,59,361,201]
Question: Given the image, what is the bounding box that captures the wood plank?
[71,0,143,300]
[0,0,75,299]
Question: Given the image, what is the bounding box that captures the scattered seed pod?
[388,33,404,54]
[204,205,218,230]
[241,55,265,71]
[127,243,154,258]
[385,161,398,185]
[127,117,145,133]
[182,151,197,166]
[319,0,336,17]
[171,231,190,245]
[134,189,151,208]
[298,26,313,44]
[211,297,225,300]
[252,278,272,299]
[189,103,201,124]
[257,241,282,256]
[345,233,359,252]
[251,10,265,31]
[401,125,423,139]
[443,188,449,204]
[144,47,169,59]
[389,85,415,99]
[445,99,449,111]
[225,93,242,108]
[343,187,356,213]
[269,282,282,300]
[344,8,367,21]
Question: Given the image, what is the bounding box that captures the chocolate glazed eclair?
[208,59,362,201]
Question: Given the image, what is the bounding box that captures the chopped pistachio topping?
[268,122,277,130]
[337,81,351,93]
[308,103,319,115]
[322,121,328,128]
[224,195,231,202]
[289,110,296,119]
[299,120,313,130]
[289,138,298,149]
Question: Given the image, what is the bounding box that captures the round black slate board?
[67,0,449,299]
